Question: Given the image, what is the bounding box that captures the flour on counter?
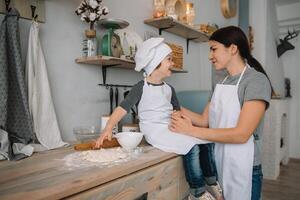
[62,147,142,170]
[81,148,128,163]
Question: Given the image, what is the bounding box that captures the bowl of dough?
[114,132,144,151]
[73,126,101,143]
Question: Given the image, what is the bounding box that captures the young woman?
[170,26,272,200]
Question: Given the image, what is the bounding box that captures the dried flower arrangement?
[75,0,109,30]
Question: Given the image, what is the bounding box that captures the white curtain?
[26,21,68,149]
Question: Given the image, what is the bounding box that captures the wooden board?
[0,146,178,200]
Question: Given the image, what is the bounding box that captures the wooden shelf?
[75,55,135,69]
[75,55,187,73]
[144,17,209,43]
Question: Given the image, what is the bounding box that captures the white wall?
[250,0,300,158]
[276,1,300,159]
[1,0,237,142]
[250,0,285,97]
[281,38,300,158]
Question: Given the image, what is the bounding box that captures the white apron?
[26,21,68,149]
[138,80,209,155]
[209,66,254,200]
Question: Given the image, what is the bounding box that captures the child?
[95,37,223,200]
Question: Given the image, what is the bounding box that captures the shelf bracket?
[100,65,133,89]
[186,37,199,54]
[158,25,175,35]
[101,64,122,85]
[102,66,107,85]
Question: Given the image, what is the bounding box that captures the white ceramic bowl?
[114,132,143,151]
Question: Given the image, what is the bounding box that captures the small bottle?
[166,4,177,20]
[122,32,130,57]
[84,29,97,57]
[153,0,166,18]
[185,2,195,26]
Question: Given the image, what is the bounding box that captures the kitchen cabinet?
[0,145,189,200]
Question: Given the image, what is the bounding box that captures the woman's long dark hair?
[209,26,274,93]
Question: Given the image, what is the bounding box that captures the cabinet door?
[67,157,189,200]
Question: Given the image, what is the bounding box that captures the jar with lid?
[185,2,195,26]
[153,0,166,18]
[82,29,97,57]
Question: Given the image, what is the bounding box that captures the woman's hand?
[171,110,182,118]
[169,113,194,135]
[94,129,112,149]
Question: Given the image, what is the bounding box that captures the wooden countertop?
[0,146,177,200]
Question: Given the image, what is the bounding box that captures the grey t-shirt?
[119,80,180,113]
[212,67,272,166]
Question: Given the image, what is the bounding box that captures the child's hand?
[94,129,113,149]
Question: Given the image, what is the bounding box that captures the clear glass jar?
[122,32,130,57]
[86,37,97,57]
[166,4,178,20]
[82,30,97,57]
[153,0,166,18]
[185,2,195,26]
[82,39,88,57]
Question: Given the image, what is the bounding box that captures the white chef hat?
[134,37,172,76]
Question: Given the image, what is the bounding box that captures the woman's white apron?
[209,66,254,200]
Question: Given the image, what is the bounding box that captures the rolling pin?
[74,137,120,151]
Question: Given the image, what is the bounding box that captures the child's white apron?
[209,66,254,200]
[138,79,208,155]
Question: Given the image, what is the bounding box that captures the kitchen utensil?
[98,18,129,57]
[110,87,113,114]
[123,90,130,98]
[115,87,119,108]
[74,137,120,151]
[114,132,143,151]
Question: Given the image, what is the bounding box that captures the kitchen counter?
[0,145,189,200]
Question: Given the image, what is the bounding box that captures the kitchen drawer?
[67,156,189,200]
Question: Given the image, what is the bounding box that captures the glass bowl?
[73,126,101,143]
